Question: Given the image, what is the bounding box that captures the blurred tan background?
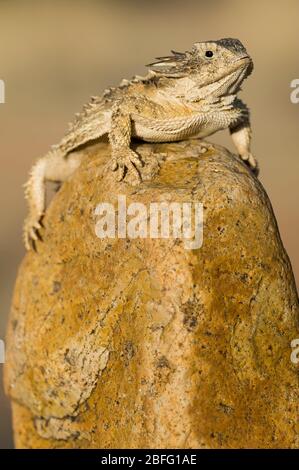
[0,0,298,448]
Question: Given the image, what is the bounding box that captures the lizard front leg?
[229,99,258,174]
[23,150,82,249]
[109,95,168,182]
[109,100,144,183]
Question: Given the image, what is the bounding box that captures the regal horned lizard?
[24,38,257,249]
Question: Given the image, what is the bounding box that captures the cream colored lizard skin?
[24,38,257,249]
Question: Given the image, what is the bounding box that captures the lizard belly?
[191,110,238,138]
[131,112,231,142]
[131,113,203,142]
[193,121,226,139]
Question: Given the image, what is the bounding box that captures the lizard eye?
[205,50,214,58]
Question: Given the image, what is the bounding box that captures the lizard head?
[147,38,253,100]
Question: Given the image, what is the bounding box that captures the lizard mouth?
[234,55,251,62]
[232,55,253,74]
[204,55,253,91]
[220,57,253,94]
[235,56,253,76]
[191,55,253,100]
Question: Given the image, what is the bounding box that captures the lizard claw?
[23,215,43,250]
[111,149,143,184]
[240,152,259,176]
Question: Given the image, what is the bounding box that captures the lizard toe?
[128,152,143,169]
[117,165,126,181]
[240,153,259,175]
[23,215,43,250]
[126,160,142,184]
[113,150,143,183]
[111,159,118,172]
[24,234,31,251]
[29,228,38,242]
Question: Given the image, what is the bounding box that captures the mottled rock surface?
[4,140,299,448]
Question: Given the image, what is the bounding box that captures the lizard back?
[54,72,158,156]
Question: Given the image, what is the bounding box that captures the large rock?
[4,140,299,448]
